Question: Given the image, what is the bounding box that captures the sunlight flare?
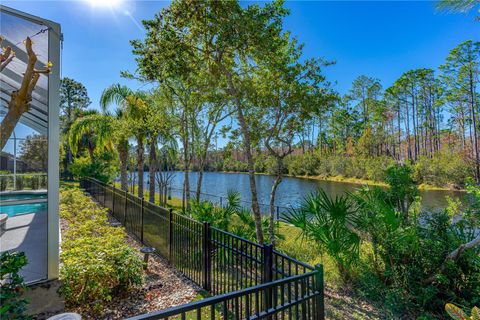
[85,0,123,9]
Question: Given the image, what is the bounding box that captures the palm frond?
[100,84,133,111]
[68,114,114,156]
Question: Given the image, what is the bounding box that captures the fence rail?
[80,177,324,320]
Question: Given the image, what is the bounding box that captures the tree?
[100,84,149,196]
[60,77,91,126]
[19,134,47,171]
[254,37,335,245]
[0,37,51,150]
[440,41,480,182]
[130,0,295,244]
[68,112,115,160]
[59,77,91,176]
[349,75,382,130]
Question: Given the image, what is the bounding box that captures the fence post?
[263,244,274,311]
[202,222,211,291]
[168,208,173,262]
[141,197,145,243]
[124,190,128,225]
[314,264,325,320]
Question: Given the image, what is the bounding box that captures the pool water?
[0,193,47,201]
[0,202,47,217]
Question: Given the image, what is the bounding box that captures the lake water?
[142,171,466,212]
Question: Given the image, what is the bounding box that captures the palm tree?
[68,110,130,190]
[100,84,149,197]
[68,111,114,160]
[283,189,361,278]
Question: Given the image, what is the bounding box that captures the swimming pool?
[0,192,47,201]
[0,192,47,217]
[0,202,47,217]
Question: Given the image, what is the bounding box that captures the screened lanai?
[0,5,61,284]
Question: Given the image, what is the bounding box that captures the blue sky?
[2,1,479,114]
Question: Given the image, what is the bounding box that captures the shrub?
[59,188,143,305]
[0,176,8,191]
[353,167,479,317]
[70,154,117,184]
[15,176,24,190]
[0,251,29,319]
[28,176,39,190]
[413,151,469,188]
[286,153,320,176]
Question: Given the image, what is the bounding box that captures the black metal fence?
[80,177,324,319]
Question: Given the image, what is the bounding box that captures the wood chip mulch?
[50,213,202,320]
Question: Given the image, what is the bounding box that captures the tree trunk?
[269,171,282,247]
[469,71,480,182]
[118,139,129,191]
[137,135,145,198]
[224,71,264,245]
[149,136,157,203]
[184,145,191,210]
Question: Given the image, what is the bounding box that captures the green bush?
[286,152,320,176]
[353,166,479,317]
[0,251,29,319]
[15,176,24,190]
[59,188,143,305]
[413,151,469,188]
[70,154,117,183]
[0,176,8,191]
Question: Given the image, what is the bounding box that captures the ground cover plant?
[59,187,143,308]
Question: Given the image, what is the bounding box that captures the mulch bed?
[36,213,201,320]
[69,228,202,319]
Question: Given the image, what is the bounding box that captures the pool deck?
[0,211,47,283]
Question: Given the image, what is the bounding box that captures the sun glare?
[86,0,123,9]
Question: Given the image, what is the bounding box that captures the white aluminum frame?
[0,5,61,281]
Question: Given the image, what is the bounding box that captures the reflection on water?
[142,171,466,211]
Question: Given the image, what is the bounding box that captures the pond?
[141,171,466,212]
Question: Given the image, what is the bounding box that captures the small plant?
[59,188,143,305]
[445,303,480,320]
[0,251,30,319]
[283,189,361,279]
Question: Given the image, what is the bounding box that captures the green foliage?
[70,153,117,183]
[285,152,320,176]
[189,190,241,231]
[445,304,480,320]
[189,190,280,243]
[0,251,29,319]
[15,176,24,190]
[414,151,470,188]
[59,188,143,306]
[352,166,479,317]
[222,158,248,172]
[282,165,479,317]
[0,176,7,191]
[283,189,361,278]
